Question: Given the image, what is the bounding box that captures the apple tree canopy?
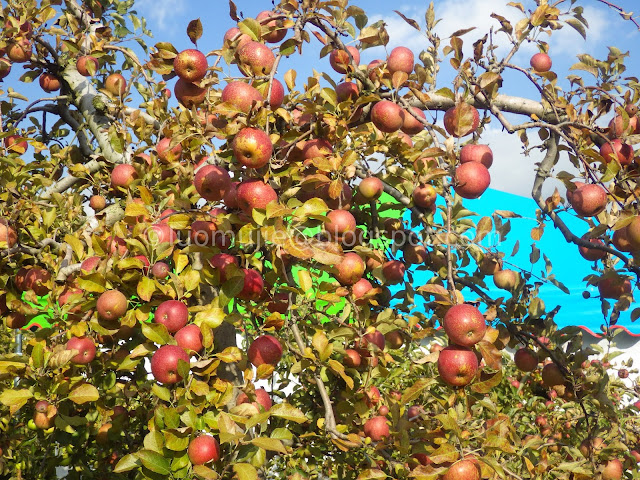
[0,0,639,479]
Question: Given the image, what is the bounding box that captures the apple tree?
[0,0,640,479]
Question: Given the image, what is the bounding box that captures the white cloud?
[135,0,185,32]
[477,126,578,199]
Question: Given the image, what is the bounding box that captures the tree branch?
[531,132,640,277]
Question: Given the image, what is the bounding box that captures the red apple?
[598,275,632,299]
[105,73,126,96]
[24,267,51,296]
[412,184,437,208]
[76,55,99,76]
[147,223,177,245]
[96,289,128,322]
[443,459,481,480]
[530,52,552,73]
[237,269,264,301]
[324,209,356,238]
[358,177,384,201]
[154,300,188,333]
[236,41,276,76]
[175,324,204,353]
[39,73,61,92]
[0,58,11,80]
[66,336,97,364]
[568,184,607,217]
[257,10,287,43]
[0,218,17,247]
[437,345,479,387]
[336,81,359,103]
[352,278,373,303]
[89,194,106,211]
[387,46,414,74]
[111,164,137,190]
[609,115,639,137]
[156,137,182,163]
[460,144,493,169]
[233,127,272,169]
[371,100,403,133]
[5,135,27,152]
[188,435,220,465]
[236,179,278,214]
[514,348,538,372]
[221,81,263,113]
[237,388,272,411]
[363,416,389,442]
[401,107,426,135]
[541,363,565,387]
[578,235,607,261]
[174,49,208,82]
[334,252,365,286]
[248,334,283,367]
[442,304,486,348]
[80,255,101,273]
[209,254,238,282]
[252,78,285,108]
[454,162,490,199]
[174,79,207,107]
[152,261,171,279]
[194,164,231,201]
[443,104,480,138]
[151,345,190,384]
[6,39,32,63]
[223,27,251,47]
[344,349,362,368]
[382,260,405,285]
[602,459,623,480]
[600,139,634,166]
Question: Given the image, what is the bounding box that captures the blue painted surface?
[403,188,638,334]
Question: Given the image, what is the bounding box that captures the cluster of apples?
[512,346,636,480]
[565,103,640,300]
[437,304,487,388]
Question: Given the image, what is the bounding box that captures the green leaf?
[402,378,435,404]
[141,322,173,345]
[137,449,170,475]
[270,403,308,423]
[167,214,191,230]
[164,430,190,451]
[152,383,171,402]
[113,453,141,473]
[68,384,99,404]
[565,17,586,39]
[193,464,219,479]
[233,463,258,480]
[76,272,106,293]
[471,369,503,394]
[194,306,226,329]
[250,437,288,454]
[357,469,388,480]
[429,443,459,464]
[64,234,84,261]
[0,389,32,413]
[474,216,492,242]
[137,276,155,302]
[187,18,203,45]
[238,18,261,41]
